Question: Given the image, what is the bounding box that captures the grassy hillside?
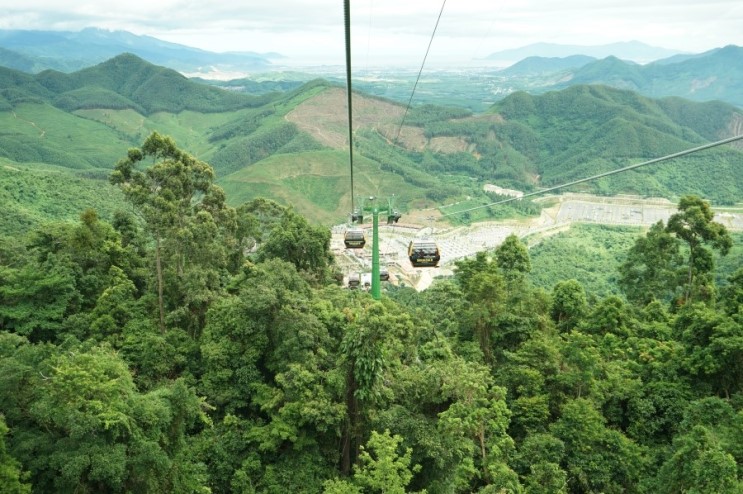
[0,160,127,236]
[219,149,425,224]
[526,224,640,297]
[526,224,743,299]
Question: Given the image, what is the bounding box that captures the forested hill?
[559,45,743,107]
[481,85,743,203]
[0,50,743,492]
[0,53,272,114]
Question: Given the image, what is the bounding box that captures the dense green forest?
[1,133,741,493]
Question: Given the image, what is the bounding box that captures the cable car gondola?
[408,239,440,268]
[344,228,366,249]
[347,273,360,289]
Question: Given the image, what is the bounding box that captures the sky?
[1,0,742,67]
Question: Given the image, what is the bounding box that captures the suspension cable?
[344,0,355,214]
[393,0,447,143]
[441,134,743,218]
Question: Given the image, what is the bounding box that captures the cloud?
[0,0,741,65]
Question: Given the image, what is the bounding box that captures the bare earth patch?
[285,86,472,154]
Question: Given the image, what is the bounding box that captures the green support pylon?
[371,205,380,300]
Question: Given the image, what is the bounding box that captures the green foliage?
[0,255,77,341]
[111,131,235,334]
[257,208,334,282]
[551,398,643,493]
[0,135,98,169]
[0,415,31,494]
[528,224,639,297]
[0,338,211,493]
[54,87,144,113]
[666,195,732,304]
[655,425,741,494]
[353,429,422,494]
[405,104,473,126]
[0,182,740,493]
[550,279,587,331]
[619,220,683,305]
[210,121,313,177]
[674,304,743,396]
[495,234,531,279]
[487,85,743,203]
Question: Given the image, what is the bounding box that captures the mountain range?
[0,29,694,76]
[0,28,277,74]
[2,29,741,109]
[555,45,743,107]
[485,41,684,64]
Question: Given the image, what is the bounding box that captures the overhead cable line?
[393,0,447,143]
[441,134,743,218]
[344,0,355,214]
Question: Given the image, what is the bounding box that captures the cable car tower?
[344,0,404,300]
[349,196,401,299]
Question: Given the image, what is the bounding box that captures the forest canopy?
[0,133,741,493]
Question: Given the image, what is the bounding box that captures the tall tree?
[455,253,506,363]
[550,279,587,332]
[619,221,682,306]
[666,195,732,305]
[495,234,531,280]
[437,357,516,489]
[111,132,231,334]
[258,208,334,284]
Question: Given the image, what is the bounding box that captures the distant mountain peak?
[486,41,684,65]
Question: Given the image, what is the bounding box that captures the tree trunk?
[341,368,358,475]
[685,247,695,304]
[156,236,165,333]
[476,319,492,364]
[479,427,489,482]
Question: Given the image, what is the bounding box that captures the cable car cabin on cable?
[344,228,366,249]
[347,273,361,289]
[408,239,440,268]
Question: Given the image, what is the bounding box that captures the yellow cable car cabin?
[344,228,366,249]
[408,239,440,268]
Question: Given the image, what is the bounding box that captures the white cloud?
[0,0,741,65]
